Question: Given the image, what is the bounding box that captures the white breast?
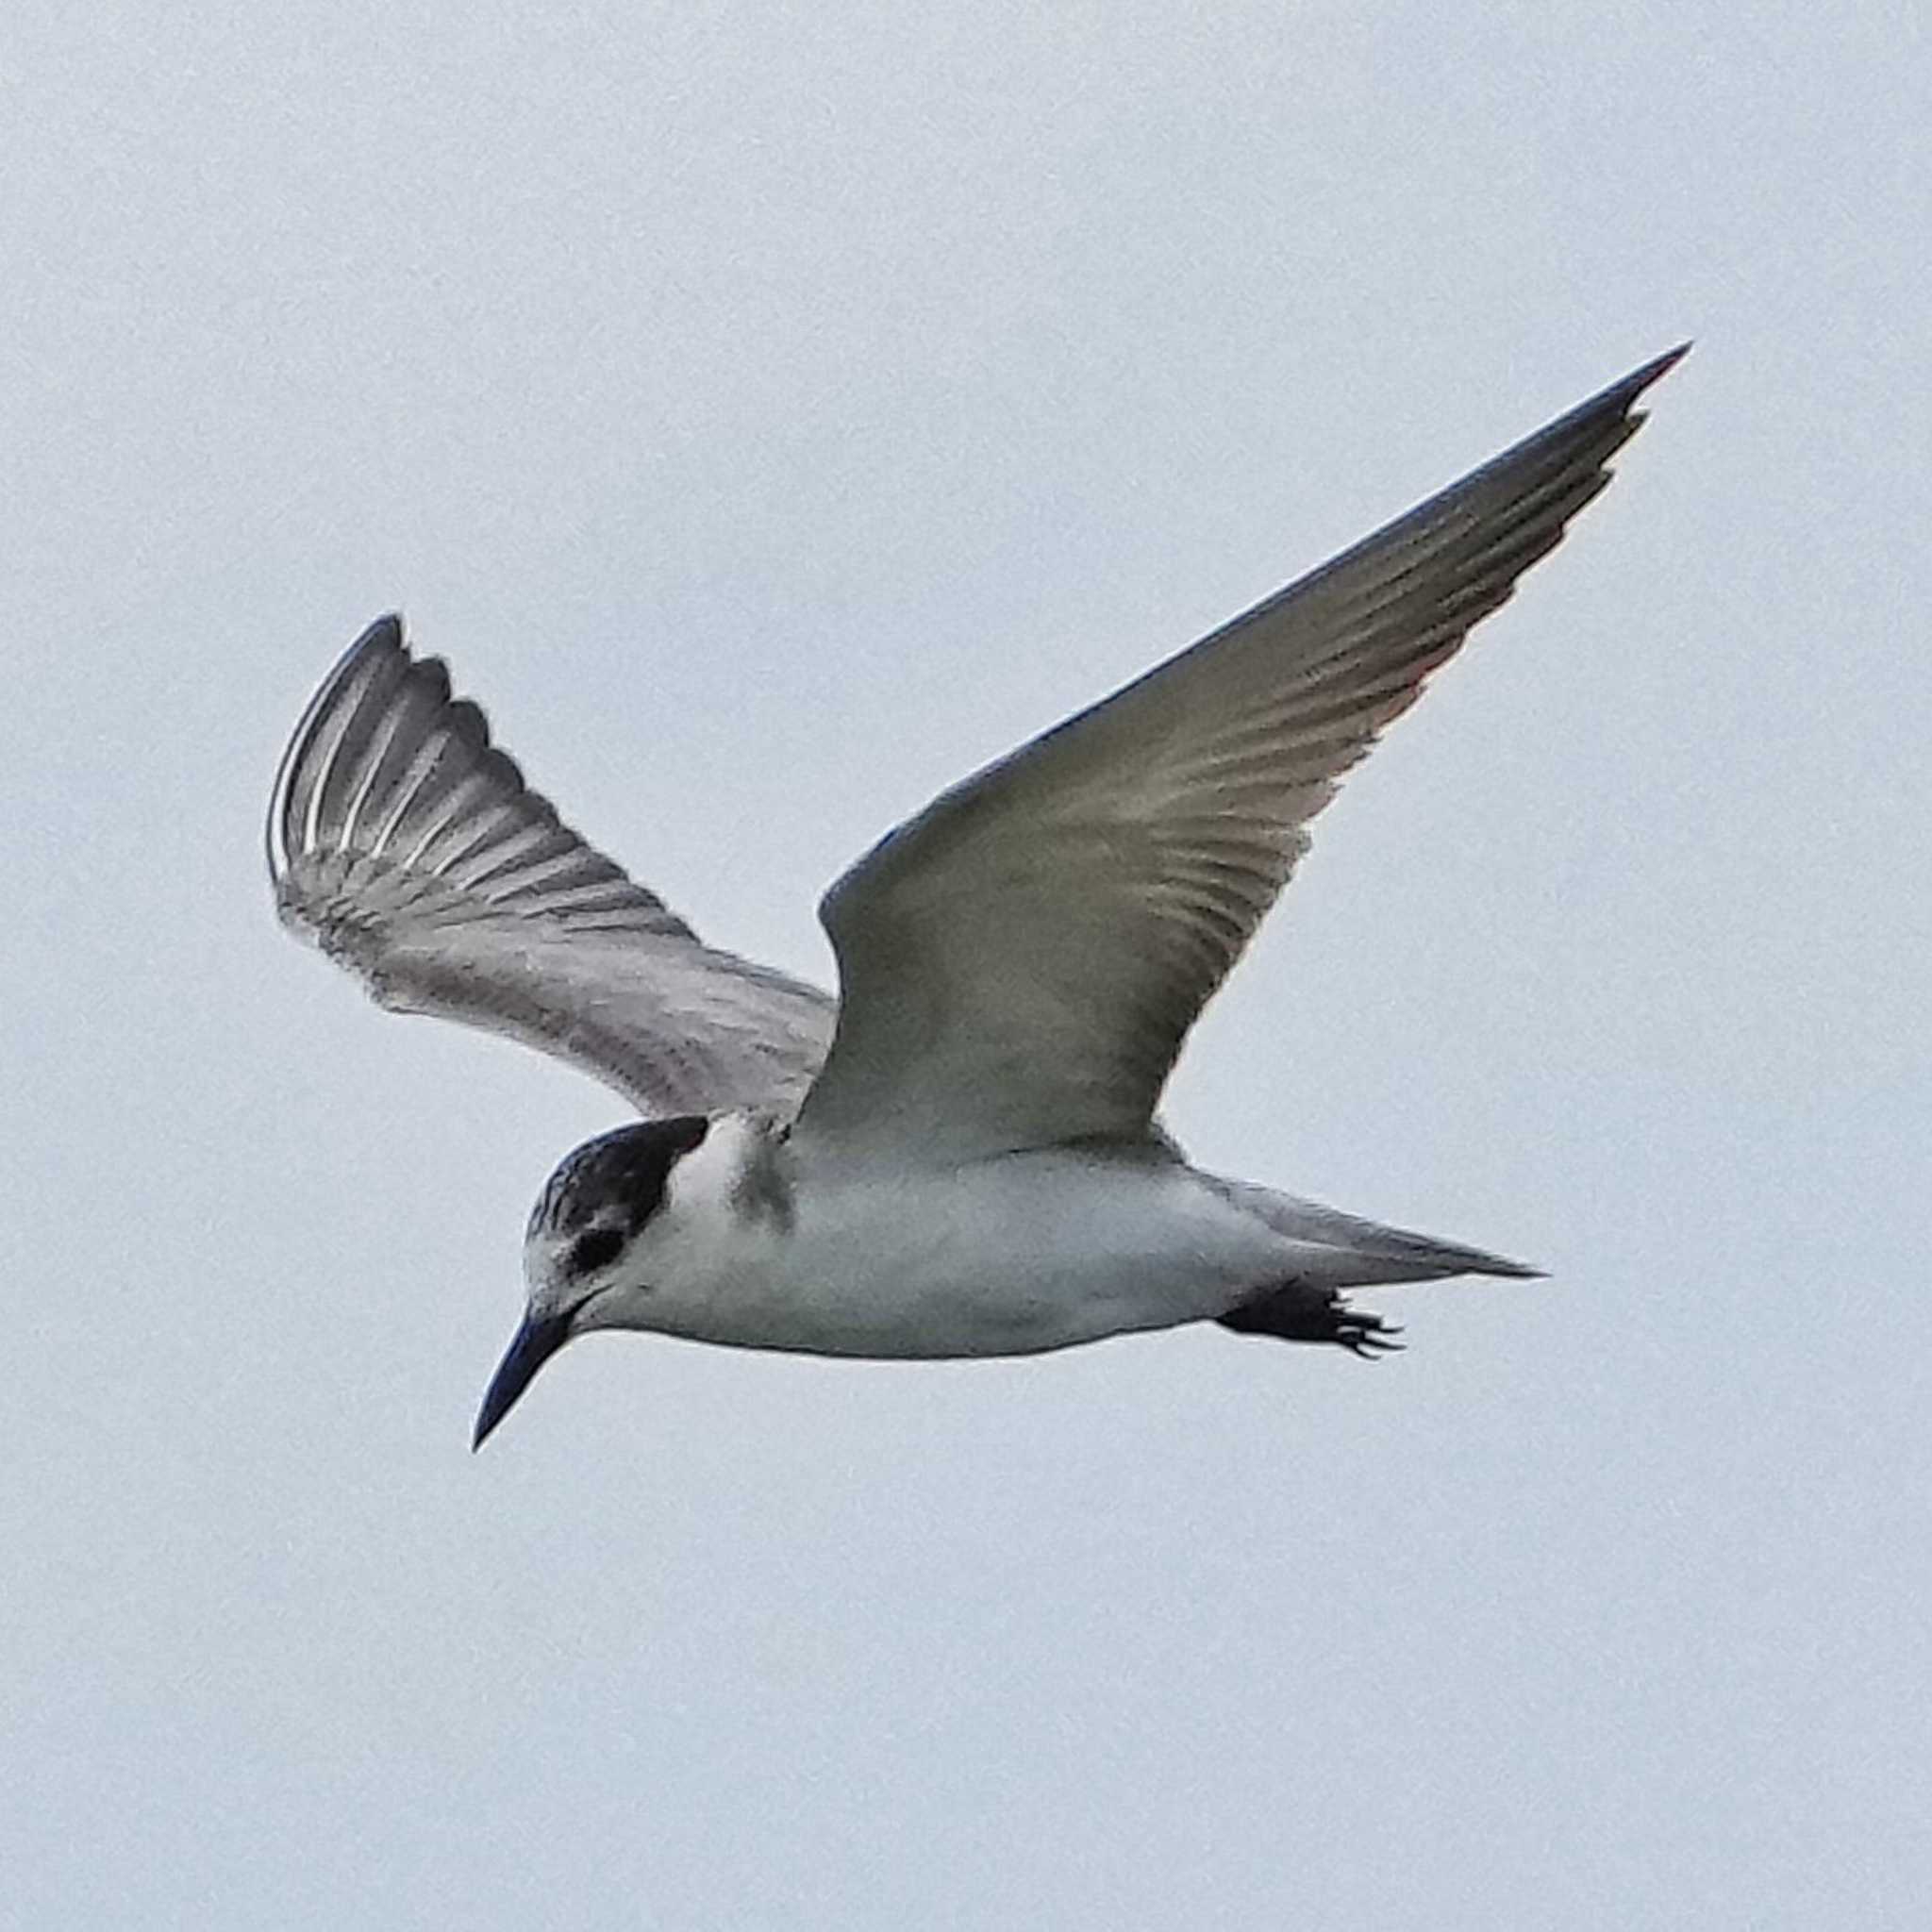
[629,1131,1293,1358]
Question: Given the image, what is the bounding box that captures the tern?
[269,347,1683,1447]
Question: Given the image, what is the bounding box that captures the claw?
[1217,1283,1405,1355]
[1334,1311,1404,1357]
[1341,1329,1404,1358]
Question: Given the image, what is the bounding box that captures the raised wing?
[799,348,1685,1160]
[269,617,835,1117]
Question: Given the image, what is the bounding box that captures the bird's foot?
[1216,1283,1404,1357]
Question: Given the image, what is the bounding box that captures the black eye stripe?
[566,1227,625,1277]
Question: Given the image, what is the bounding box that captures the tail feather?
[1205,1174,1543,1285]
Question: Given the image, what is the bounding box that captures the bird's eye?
[567,1226,625,1276]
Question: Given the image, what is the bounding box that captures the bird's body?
[267,346,1683,1443]
[600,1122,1265,1357]
[565,1115,1513,1360]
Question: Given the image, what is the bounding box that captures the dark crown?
[529,1116,710,1243]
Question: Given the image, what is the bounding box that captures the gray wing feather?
[800,348,1686,1159]
[269,617,835,1116]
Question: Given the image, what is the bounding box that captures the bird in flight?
[268,346,1684,1447]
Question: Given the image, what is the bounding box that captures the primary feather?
[798,347,1685,1159]
[268,618,835,1117]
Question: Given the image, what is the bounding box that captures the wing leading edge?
[798,348,1687,1160]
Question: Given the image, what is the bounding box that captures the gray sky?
[4,4,1926,1926]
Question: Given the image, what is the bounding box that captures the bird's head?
[473,1114,711,1449]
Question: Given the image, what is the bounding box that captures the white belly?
[632,1145,1296,1358]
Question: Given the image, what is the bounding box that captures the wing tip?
[1626,339,1693,392]
[1584,340,1692,438]
[266,611,411,882]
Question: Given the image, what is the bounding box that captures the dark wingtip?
[1637,341,1692,384]
[1608,342,1692,426]
[1570,341,1692,436]
[354,610,407,652]
[266,611,413,881]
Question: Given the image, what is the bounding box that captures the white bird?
[268,347,1684,1447]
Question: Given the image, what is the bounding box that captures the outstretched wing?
[268,617,836,1117]
[798,348,1685,1161]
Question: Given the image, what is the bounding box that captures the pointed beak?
[473,1308,571,1451]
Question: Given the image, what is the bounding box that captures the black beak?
[473,1309,571,1451]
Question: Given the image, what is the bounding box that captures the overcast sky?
[4,4,1926,1926]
